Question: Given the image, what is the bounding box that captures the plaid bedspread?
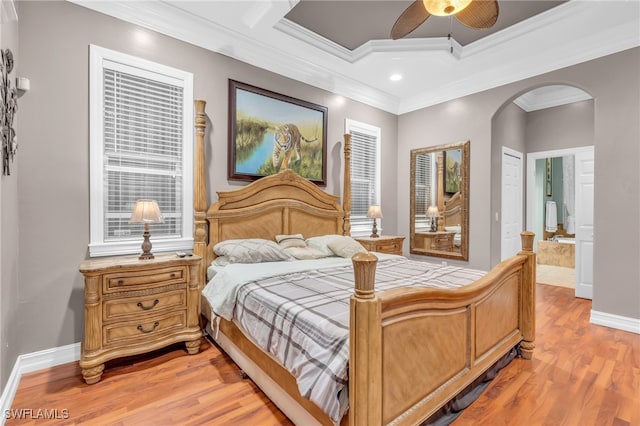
[223,256,486,423]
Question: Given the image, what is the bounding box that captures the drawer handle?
[137,299,159,310]
[170,273,176,278]
[117,279,124,285]
[137,322,160,334]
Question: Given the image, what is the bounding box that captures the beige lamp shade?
[422,0,472,16]
[426,205,440,218]
[367,205,383,219]
[129,199,164,224]
[129,199,163,260]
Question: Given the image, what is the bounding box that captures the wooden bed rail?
[350,231,536,426]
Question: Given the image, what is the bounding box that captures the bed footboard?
[349,231,536,426]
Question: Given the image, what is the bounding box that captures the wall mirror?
[410,141,469,260]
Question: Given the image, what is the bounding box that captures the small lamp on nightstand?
[427,205,439,232]
[367,205,383,238]
[129,199,164,260]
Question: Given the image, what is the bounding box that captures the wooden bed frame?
[443,192,462,230]
[192,100,535,426]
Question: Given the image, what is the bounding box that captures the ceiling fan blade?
[390,1,431,40]
[455,0,499,29]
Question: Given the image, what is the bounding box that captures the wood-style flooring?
[7,284,640,425]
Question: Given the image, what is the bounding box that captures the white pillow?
[213,256,230,267]
[445,225,462,233]
[327,235,367,258]
[306,234,343,257]
[284,246,328,260]
[213,239,291,264]
[275,234,307,249]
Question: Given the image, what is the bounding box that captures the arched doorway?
[493,84,594,299]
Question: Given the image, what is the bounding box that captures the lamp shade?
[129,199,164,224]
[367,205,383,219]
[427,205,440,218]
[423,0,472,16]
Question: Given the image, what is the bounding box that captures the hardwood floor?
[7,284,639,425]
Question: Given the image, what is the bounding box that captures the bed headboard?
[206,169,347,253]
[443,192,462,228]
[192,100,352,285]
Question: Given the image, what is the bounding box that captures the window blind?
[102,68,184,242]
[346,120,381,235]
[415,153,434,229]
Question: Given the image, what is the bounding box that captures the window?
[345,119,381,237]
[89,45,194,257]
[414,153,436,230]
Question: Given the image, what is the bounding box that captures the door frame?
[526,146,595,295]
[526,146,593,245]
[501,146,524,261]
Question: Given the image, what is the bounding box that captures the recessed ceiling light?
[390,74,403,81]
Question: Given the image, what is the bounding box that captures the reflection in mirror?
[410,141,469,261]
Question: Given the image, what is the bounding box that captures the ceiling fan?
[390,0,499,40]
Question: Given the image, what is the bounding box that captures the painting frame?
[228,79,328,186]
[545,158,553,196]
[444,148,463,194]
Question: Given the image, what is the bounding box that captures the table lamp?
[367,205,383,238]
[427,205,439,232]
[129,199,164,260]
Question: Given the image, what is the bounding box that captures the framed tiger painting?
[228,80,328,186]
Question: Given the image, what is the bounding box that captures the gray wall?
[0,11,19,390]
[526,99,595,152]
[6,0,397,387]
[398,48,639,320]
[490,102,527,266]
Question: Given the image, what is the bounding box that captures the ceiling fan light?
[423,0,473,16]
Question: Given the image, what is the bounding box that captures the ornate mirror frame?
[410,140,470,261]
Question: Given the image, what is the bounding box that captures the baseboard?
[591,310,640,334]
[0,342,81,424]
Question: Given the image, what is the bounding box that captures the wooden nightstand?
[355,235,405,255]
[79,253,202,384]
[414,231,455,251]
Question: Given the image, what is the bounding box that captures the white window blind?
[346,119,381,236]
[89,45,194,257]
[415,153,435,230]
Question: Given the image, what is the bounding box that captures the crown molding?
[398,11,640,114]
[70,0,640,115]
[70,0,401,113]
[274,18,464,62]
[513,85,592,112]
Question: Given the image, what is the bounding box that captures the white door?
[501,147,523,260]
[575,147,595,299]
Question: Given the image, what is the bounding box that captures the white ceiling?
[71,0,640,114]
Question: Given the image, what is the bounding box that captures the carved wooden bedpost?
[437,152,445,232]
[194,99,208,288]
[343,133,352,236]
[350,252,382,426]
[519,231,536,359]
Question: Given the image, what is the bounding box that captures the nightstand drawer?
[375,240,402,254]
[354,236,405,256]
[103,290,187,321]
[103,311,187,347]
[103,266,187,294]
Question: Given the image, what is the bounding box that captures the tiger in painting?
[272,124,317,171]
